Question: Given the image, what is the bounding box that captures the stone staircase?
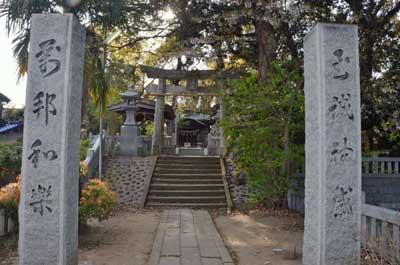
[146,156,228,208]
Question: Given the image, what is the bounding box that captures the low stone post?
[303,23,361,265]
[152,79,166,155]
[19,14,85,265]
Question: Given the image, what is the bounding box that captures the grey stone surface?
[19,14,85,265]
[225,159,250,207]
[152,79,166,155]
[303,23,361,265]
[148,209,233,265]
[288,174,400,213]
[119,87,141,156]
[103,156,153,207]
[119,125,139,156]
[181,248,201,265]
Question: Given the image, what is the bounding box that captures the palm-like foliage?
[0,0,162,103]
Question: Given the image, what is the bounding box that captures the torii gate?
[140,65,243,155]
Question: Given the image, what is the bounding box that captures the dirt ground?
[0,210,160,265]
[214,209,304,265]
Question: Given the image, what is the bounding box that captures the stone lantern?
[119,83,141,156]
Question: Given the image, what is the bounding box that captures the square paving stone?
[181,248,201,265]
[180,233,198,248]
[159,257,180,265]
[201,258,223,265]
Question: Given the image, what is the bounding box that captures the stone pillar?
[172,114,178,146]
[219,102,225,155]
[152,79,165,155]
[19,14,85,265]
[217,80,226,156]
[303,23,361,265]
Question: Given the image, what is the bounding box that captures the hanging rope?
[178,129,200,137]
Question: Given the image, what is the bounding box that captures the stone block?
[303,23,361,265]
[181,248,201,265]
[180,232,198,248]
[119,125,139,156]
[19,14,85,265]
[159,257,180,265]
[161,228,180,257]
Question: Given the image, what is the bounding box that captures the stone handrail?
[361,203,400,248]
[291,157,400,177]
[83,135,102,180]
[362,157,400,177]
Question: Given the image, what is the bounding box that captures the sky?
[0,17,27,108]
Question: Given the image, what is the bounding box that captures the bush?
[0,176,20,230]
[80,161,89,179]
[79,179,117,225]
[80,138,90,161]
[0,141,22,187]
[221,62,304,207]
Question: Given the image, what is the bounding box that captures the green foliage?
[79,179,117,225]
[80,161,88,179]
[0,141,22,187]
[221,62,304,206]
[80,138,90,161]
[3,107,24,121]
[141,120,154,137]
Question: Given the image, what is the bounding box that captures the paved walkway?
[149,209,234,265]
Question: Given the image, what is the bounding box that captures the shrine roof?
[108,99,175,120]
[0,93,11,104]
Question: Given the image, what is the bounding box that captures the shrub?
[0,176,20,229]
[80,138,90,161]
[0,141,22,187]
[79,179,117,225]
[221,61,304,207]
[80,161,89,179]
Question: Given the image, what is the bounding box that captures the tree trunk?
[255,19,277,84]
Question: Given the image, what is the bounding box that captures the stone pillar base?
[120,125,139,156]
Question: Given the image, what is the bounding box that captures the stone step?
[147,196,226,203]
[152,178,223,185]
[157,160,220,166]
[159,156,219,161]
[155,168,221,174]
[153,173,222,179]
[149,189,225,197]
[150,183,225,190]
[146,202,227,209]
[177,148,206,156]
[156,163,221,169]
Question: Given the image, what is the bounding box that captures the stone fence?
[288,157,400,251]
[288,157,400,213]
[0,209,14,237]
[361,202,400,249]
